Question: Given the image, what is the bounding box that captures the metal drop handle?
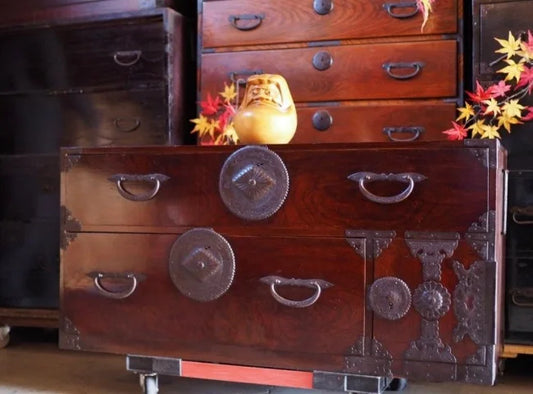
[382,62,424,80]
[383,2,419,19]
[383,126,424,142]
[347,172,427,204]
[228,13,265,31]
[88,272,142,299]
[108,173,170,201]
[113,50,142,66]
[260,275,333,308]
[511,206,533,224]
[113,118,141,133]
[511,288,533,307]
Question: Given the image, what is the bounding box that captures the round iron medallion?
[219,145,289,220]
[412,281,451,320]
[168,228,235,302]
[368,277,412,320]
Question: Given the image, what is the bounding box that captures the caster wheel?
[140,374,158,394]
[0,326,10,349]
[386,377,407,391]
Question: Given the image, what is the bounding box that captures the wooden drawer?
[61,141,500,237]
[200,40,458,103]
[0,154,58,221]
[292,101,456,143]
[201,0,458,49]
[0,13,171,93]
[0,88,168,153]
[60,232,366,369]
[1,219,59,308]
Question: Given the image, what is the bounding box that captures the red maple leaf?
[218,104,235,131]
[443,121,468,140]
[516,65,533,94]
[200,93,221,116]
[466,81,495,103]
[522,106,533,121]
[488,80,511,97]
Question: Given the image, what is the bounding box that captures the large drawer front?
[0,15,166,93]
[200,40,457,103]
[60,232,366,370]
[293,101,457,143]
[61,142,495,235]
[201,0,458,48]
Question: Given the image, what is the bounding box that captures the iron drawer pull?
[228,13,265,31]
[108,173,170,201]
[347,172,427,204]
[511,206,533,224]
[88,272,142,299]
[228,69,264,85]
[113,118,141,133]
[511,289,533,307]
[113,50,142,66]
[382,62,424,80]
[383,126,425,142]
[260,275,333,308]
[383,2,419,19]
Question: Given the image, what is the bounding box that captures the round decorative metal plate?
[368,277,412,320]
[413,280,451,321]
[169,228,235,302]
[219,145,289,220]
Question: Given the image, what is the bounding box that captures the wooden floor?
[1,328,533,394]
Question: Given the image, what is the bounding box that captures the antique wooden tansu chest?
[59,140,506,392]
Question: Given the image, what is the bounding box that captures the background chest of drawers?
[471,0,533,350]
[198,0,462,143]
[0,5,186,329]
[60,140,505,387]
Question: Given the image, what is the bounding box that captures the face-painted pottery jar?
[233,74,297,144]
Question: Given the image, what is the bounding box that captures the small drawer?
[201,0,458,48]
[292,101,456,143]
[200,40,458,103]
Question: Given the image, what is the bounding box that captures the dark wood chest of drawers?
[198,0,462,143]
[0,7,185,316]
[60,140,506,388]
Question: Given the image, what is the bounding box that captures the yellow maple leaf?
[482,98,501,116]
[502,99,525,118]
[456,102,475,122]
[495,31,522,59]
[418,0,433,32]
[497,112,523,133]
[497,58,525,83]
[468,119,486,138]
[480,124,501,139]
[190,114,211,137]
[220,83,237,104]
[223,123,240,144]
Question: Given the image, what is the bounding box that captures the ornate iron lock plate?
[219,145,289,220]
[368,277,411,320]
[168,228,235,302]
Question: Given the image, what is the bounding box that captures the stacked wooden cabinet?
[199,0,462,143]
[0,0,186,345]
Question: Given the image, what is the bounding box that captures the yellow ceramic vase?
[233,74,297,144]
